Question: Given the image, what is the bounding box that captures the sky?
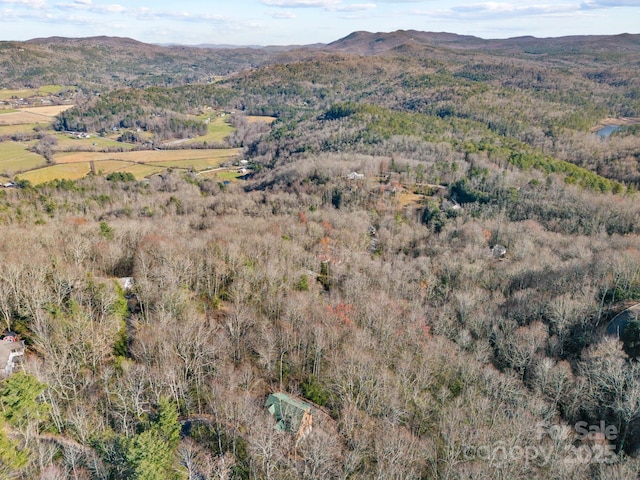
[0,0,639,46]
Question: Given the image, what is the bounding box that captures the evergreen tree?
[126,398,183,480]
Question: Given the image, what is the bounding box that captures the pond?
[596,124,620,138]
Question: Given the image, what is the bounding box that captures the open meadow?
[0,142,46,173]
[183,114,235,145]
[14,147,243,184]
[0,97,246,184]
[54,148,241,164]
[16,162,92,184]
[52,133,136,151]
[246,115,277,124]
[0,123,42,136]
[0,111,53,125]
[0,85,67,101]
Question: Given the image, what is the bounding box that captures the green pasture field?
[92,159,166,179]
[199,170,243,182]
[7,146,241,184]
[0,109,18,115]
[0,123,42,136]
[151,157,233,171]
[246,115,277,124]
[0,89,35,101]
[115,164,165,180]
[93,160,137,175]
[0,142,46,174]
[53,134,135,151]
[55,148,241,165]
[0,85,66,101]
[16,162,91,184]
[185,115,234,144]
[37,85,66,95]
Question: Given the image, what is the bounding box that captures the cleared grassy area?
[151,158,234,170]
[0,109,18,115]
[54,134,135,151]
[117,164,165,180]
[55,148,241,164]
[0,89,35,101]
[247,115,277,124]
[397,190,424,208]
[0,85,66,101]
[16,162,91,184]
[2,143,242,183]
[92,160,137,175]
[92,160,164,180]
[201,170,243,182]
[185,115,234,145]
[0,142,46,174]
[20,105,73,116]
[0,111,52,125]
[0,123,42,136]
[37,85,66,95]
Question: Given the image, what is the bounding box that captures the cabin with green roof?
[265,393,314,443]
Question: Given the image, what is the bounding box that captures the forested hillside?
[0,36,287,90]
[1,31,640,479]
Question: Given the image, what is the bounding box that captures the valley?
[0,30,640,479]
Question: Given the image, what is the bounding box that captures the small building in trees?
[0,332,25,376]
[606,302,640,338]
[265,393,314,444]
[118,277,134,292]
[491,244,507,258]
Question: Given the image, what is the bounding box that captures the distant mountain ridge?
[2,30,640,90]
[325,30,486,54]
[324,29,640,55]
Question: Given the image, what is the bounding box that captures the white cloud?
[451,2,579,16]
[95,3,125,13]
[261,0,376,12]
[260,0,343,10]
[582,0,640,7]
[336,3,376,11]
[0,0,46,7]
[271,10,297,18]
[260,0,341,8]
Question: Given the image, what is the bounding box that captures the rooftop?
[265,393,313,433]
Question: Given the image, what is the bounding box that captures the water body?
[596,124,620,138]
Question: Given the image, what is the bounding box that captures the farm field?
[200,169,244,181]
[110,163,166,179]
[0,123,42,136]
[16,162,91,184]
[54,148,241,164]
[150,158,233,170]
[13,148,243,184]
[0,111,53,125]
[0,142,46,173]
[21,105,74,116]
[183,115,235,145]
[0,105,73,129]
[0,85,67,101]
[246,115,277,124]
[53,133,135,151]
[89,159,167,179]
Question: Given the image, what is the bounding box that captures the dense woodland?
[2,31,640,479]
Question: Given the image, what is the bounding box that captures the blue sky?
[1,0,639,45]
